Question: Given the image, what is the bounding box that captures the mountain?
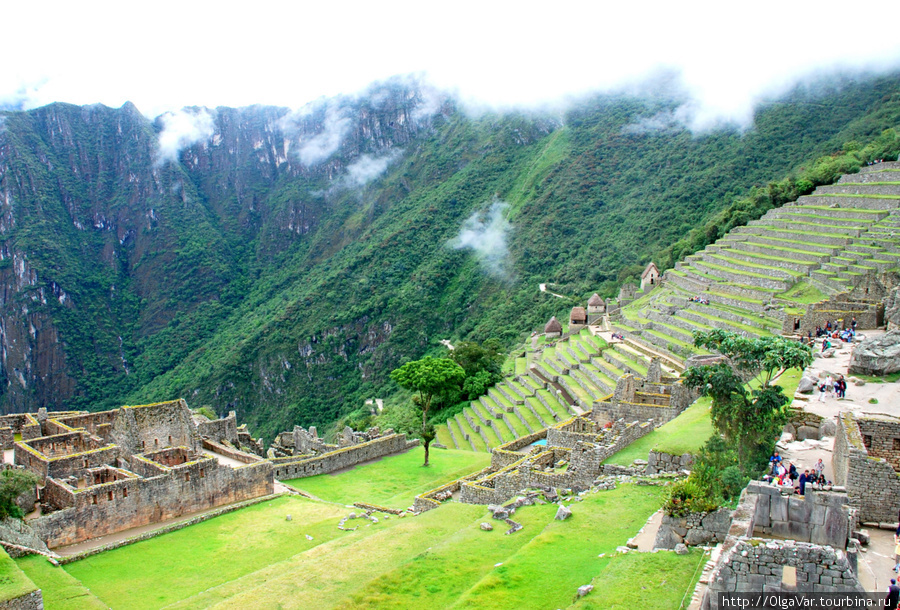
[0,73,899,438]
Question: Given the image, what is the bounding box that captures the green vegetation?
[572,548,708,609]
[777,281,826,305]
[14,555,106,609]
[41,482,670,609]
[603,397,713,466]
[665,331,812,515]
[390,357,466,465]
[2,76,900,443]
[284,446,490,509]
[0,469,39,519]
[0,548,37,604]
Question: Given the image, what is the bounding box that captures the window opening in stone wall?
[142,440,145,450]
[185,472,190,482]
[894,438,900,452]
[123,487,128,498]
[200,468,205,478]
[168,435,172,444]
[154,438,159,446]
[108,490,113,501]
[92,495,97,505]
[83,458,88,468]
[863,434,873,449]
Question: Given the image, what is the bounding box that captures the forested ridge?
[0,73,899,438]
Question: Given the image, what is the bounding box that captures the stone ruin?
[1,400,273,549]
[268,424,395,458]
[833,410,900,524]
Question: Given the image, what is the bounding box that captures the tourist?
[826,320,832,332]
[818,381,828,402]
[822,339,831,352]
[769,451,782,472]
[798,470,810,496]
[825,375,835,398]
[886,579,900,610]
[814,459,825,479]
[836,376,846,399]
[788,462,798,482]
[852,317,858,331]
[894,534,900,573]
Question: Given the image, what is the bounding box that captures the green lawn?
[603,397,713,466]
[284,446,490,509]
[777,281,826,305]
[0,547,38,604]
[14,555,107,609]
[570,548,708,609]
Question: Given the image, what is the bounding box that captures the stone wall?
[0,427,12,452]
[490,430,546,470]
[196,411,238,444]
[655,507,732,548]
[31,458,273,548]
[703,540,861,608]
[833,411,900,523]
[0,590,43,610]
[646,450,693,474]
[782,298,882,335]
[593,401,681,426]
[747,482,849,547]
[201,439,262,464]
[110,400,201,455]
[269,434,416,479]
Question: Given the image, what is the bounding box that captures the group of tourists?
[688,295,710,305]
[816,374,847,401]
[763,452,830,495]
[610,332,625,340]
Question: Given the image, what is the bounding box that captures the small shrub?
[663,478,719,517]
[869,398,879,404]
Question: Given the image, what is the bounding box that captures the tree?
[390,356,465,466]
[682,330,812,471]
[0,469,39,520]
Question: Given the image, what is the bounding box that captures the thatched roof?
[641,262,659,279]
[587,293,605,306]
[570,307,587,322]
[544,316,563,333]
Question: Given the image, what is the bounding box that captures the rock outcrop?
[849,330,900,376]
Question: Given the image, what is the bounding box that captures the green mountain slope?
[1,74,899,438]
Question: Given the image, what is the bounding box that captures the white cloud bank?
[155,108,216,165]
[1,1,900,131]
[344,150,402,187]
[451,200,513,281]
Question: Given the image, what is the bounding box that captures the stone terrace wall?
[55,410,117,441]
[269,434,416,479]
[833,411,900,523]
[593,401,680,426]
[31,459,273,548]
[0,590,43,610]
[655,507,732,549]
[646,450,693,474]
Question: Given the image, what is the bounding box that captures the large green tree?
[682,330,813,471]
[389,356,465,466]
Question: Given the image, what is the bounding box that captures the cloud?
[296,107,352,167]
[155,108,216,166]
[344,150,402,187]
[450,199,513,281]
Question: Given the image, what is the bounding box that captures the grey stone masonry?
[833,411,900,523]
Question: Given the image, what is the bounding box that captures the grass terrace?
[284,446,490,509]
[0,548,38,605]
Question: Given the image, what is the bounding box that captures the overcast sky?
[4,0,900,128]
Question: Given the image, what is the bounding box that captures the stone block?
[685,528,713,546]
[770,496,789,522]
[788,520,811,541]
[797,426,820,441]
[788,497,812,523]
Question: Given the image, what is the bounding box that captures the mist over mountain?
[1,72,899,438]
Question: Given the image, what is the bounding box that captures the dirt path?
[538,283,566,299]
